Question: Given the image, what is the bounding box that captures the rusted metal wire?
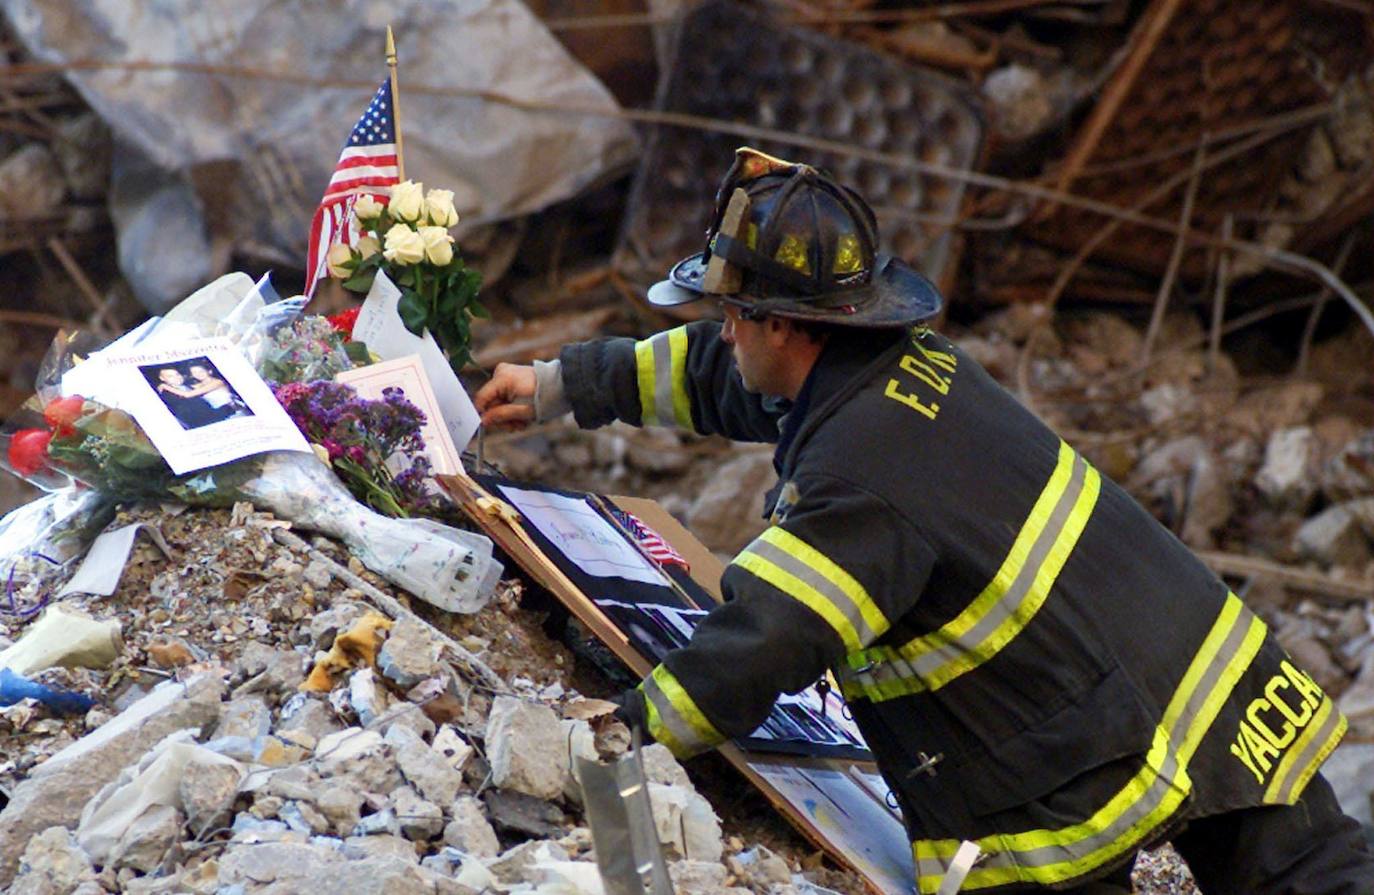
[1140,138,1207,368]
[538,0,1110,30]
[2,57,1369,339]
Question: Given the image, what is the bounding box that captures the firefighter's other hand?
[475,363,536,430]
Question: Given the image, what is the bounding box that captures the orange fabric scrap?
[300,611,393,692]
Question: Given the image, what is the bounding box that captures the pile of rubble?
[0,502,873,895]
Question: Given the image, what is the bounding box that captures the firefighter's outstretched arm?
[617,472,936,758]
[557,320,785,441]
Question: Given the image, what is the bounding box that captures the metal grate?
[1026,0,1363,280]
[615,0,984,297]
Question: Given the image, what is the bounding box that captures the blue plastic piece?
[0,667,96,716]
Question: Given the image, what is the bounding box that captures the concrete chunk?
[442,796,500,858]
[8,827,95,895]
[393,786,443,842]
[0,673,224,887]
[109,804,182,873]
[377,615,445,690]
[1257,427,1319,511]
[485,696,565,800]
[1293,503,1374,568]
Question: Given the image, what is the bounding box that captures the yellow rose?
[419,226,455,266]
[356,235,382,259]
[424,189,460,228]
[326,243,356,279]
[353,194,384,222]
[383,223,425,265]
[389,180,425,223]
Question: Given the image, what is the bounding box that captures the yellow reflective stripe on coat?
[634,327,693,430]
[1263,696,1345,805]
[733,527,889,653]
[640,664,724,760]
[839,441,1099,700]
[912,592,1266,892]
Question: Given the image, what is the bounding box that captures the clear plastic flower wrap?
[0,488,115,620]
[1,287,500,614]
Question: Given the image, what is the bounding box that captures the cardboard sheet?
[442,472,914,894]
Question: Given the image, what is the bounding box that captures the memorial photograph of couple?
[140,357,252,431]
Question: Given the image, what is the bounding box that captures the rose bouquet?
[325,181,487,373]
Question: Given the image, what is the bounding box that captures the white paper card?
[100,337,311,475]
[336,355,463,476]
[352,270,481,454]
[58,523,171,598]
[498,485,665,586]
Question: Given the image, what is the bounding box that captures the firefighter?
[475,148,1374,894]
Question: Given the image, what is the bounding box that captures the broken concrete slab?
[276,692,343,741]
[314,787,365,837]
[215,840,344,887]
[0,673,224,887]
[8,826,96,895]
[179,750,245,835]
[213,695,272,740]
[377,615,445,690]
[443,795,501,857]
[393,785,444,842]
[639,743,692,788]
[109,804,182,873]
[485,696,565,800]
[488,840,570,884]
[316,727,403,793]
[1257,427,1320,512]
[648,782,724,863]
[484,789,567,839]
[389,724,465,807]
[686,449,776,553]
[1293,503,1374,569]
[430,724,474,773]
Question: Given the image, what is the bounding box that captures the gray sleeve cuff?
[533,358,572,423]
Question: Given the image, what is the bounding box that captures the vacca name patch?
[1229,659,1326,785]
[884,334,957,421]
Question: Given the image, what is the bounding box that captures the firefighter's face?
[721,303,784,395]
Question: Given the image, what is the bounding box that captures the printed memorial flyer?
[77,337,310,475]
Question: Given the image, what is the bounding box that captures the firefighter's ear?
[764,315,793,347]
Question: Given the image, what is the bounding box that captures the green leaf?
[470,299,490,319]
[341,272,376,293]
[343,341,373,364]
[397,290,428,336]
[398,268,416,288]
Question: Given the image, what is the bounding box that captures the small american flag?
[304,79,400,297]
[608,507,690,572]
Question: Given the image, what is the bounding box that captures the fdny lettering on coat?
[1229,659,1324,785]
[885,338,957,420]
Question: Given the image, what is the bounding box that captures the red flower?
[327,306,361,339]
[43,394,86,437]
[7,428,52,476]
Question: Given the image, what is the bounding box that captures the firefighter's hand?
[475,363,536,430]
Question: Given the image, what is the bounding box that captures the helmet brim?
[646,252,943,328]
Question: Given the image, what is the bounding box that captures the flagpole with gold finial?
[386,25,406,181]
